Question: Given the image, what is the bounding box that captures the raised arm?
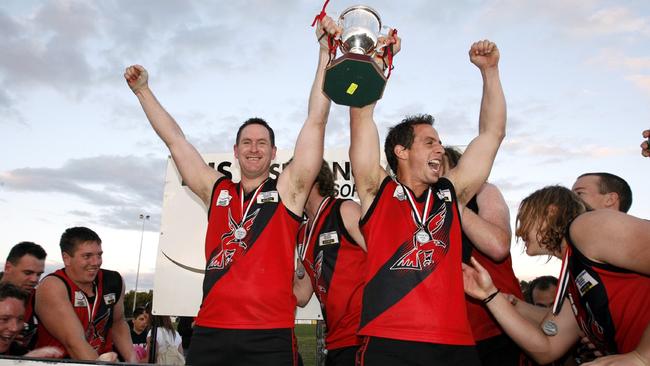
[349,35,401,215]
[349,103,386,215]
[109,279,137,363]
[124,65,220,205]
[463,257,581,364]
[35,277,99,360]
[277,19,333,215]
[462,183,511,261]
[447,40,506,206]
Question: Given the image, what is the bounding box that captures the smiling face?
[234,124,276,181]
[63,241,102,287]
[3,255,45,292]
[398,124,444,185]
[0,297,25,353]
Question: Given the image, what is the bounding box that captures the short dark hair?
[60,227,102,256]
[384,114,435,173]
[316,160,336,198]
[236,118,275,147]
[6,242,47,265]
[0,282,29,305]
[133,306,148,318]
[577,172,632,212]
[525,275,558,304]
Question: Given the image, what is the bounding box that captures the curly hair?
[515,186,586,255]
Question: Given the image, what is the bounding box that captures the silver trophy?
[323,5,391,107]
[339,6,382,55]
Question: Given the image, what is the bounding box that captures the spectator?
[148,316,184,365]
[130,307,150,362]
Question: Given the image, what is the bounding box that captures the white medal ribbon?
[299,197,331,261]
[83,283,100,325]
[401,184,432,243]
[237,179,268,239]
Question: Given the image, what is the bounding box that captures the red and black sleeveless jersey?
[564,237,650,355]
[358,177,474,345]
[19,290,38,350]
[36,268,123,356]
[299,198,366,350]
[462,195,523,341]
[197,177,301,329]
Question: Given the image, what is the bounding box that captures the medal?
[400,183,433,245]
[235,180,267,241]
[542,320,558,336]
[416,230,430,243]
[234,227,247,240]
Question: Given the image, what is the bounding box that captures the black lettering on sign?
[332,161,351,180]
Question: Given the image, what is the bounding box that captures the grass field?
[296,324,318,366]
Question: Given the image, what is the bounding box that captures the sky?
[1,0,649,294]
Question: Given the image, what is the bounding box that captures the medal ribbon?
[401,184,432,235]
[300,197,331,261]
[552,246,572,316]
[82,282,101,326]
[239,179,268,229]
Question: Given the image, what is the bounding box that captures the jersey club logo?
[390,203,448,271]
[207,207,260,270]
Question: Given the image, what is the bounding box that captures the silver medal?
[234,227,247,240]
[542,320,558,336]
[416,230,430,243]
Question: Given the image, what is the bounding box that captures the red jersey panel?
[565,241,650,355]
[358,177,474,345]
[36,268,122,356]
[197,177,301,329]
[462,195,523,341]
[299,198,366,350]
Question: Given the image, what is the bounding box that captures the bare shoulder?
[37,275,66,294]
[340,200,362,221]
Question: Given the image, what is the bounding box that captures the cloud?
[0,155,166,230]
[570,6,650,38]
[500,135,629,160]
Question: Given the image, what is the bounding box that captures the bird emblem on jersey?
[390,203,448,271]
[86,310,111,351]
[207,207,260,270]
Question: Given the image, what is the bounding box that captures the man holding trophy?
[337,7,506,363]
[125,18,336,366]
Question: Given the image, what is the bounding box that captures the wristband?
[482,289,500,304]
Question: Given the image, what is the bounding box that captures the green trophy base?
[323,53,387,107]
